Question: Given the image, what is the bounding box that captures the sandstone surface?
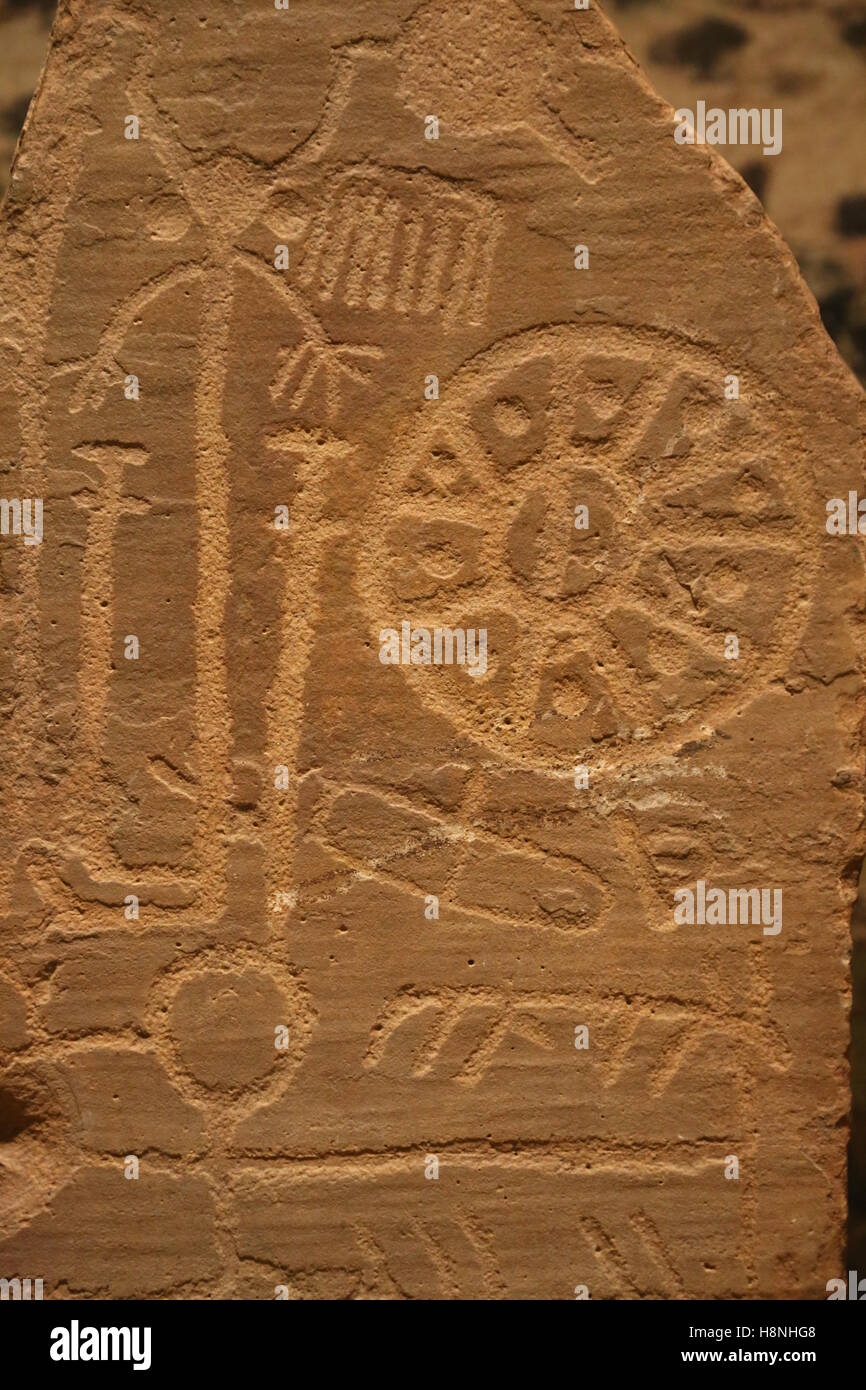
[0,0,863,1299]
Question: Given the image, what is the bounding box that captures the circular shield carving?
[360,324,812,768]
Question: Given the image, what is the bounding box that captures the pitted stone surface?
[0,0,863,1300]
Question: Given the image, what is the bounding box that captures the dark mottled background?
[1,0,864,1285]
